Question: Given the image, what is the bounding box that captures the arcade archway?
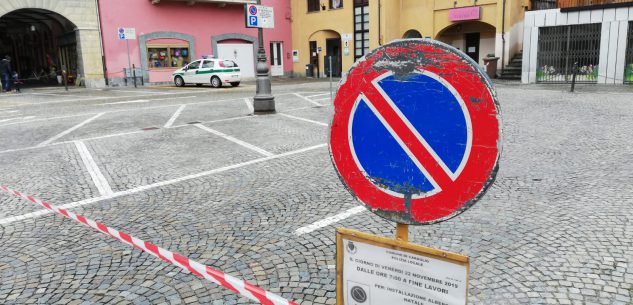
[0,8,78,86]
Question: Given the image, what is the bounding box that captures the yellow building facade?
[291,0,528,77]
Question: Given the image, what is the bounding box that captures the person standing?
[0,55,12,92]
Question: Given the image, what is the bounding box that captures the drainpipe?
[501,0,507,75]
[95,0,108,86]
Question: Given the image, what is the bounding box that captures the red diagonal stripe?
[362,79,454,190]
[41,201,52,210]
[174,253,203,277]
[205,266,239,294]
[144,242,173,263]
[244,282,275,305]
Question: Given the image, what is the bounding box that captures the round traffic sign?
[248,5,258,15]
[330,39,501,225]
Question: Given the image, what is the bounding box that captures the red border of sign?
[330,39,501,224]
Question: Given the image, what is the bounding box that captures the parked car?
[172,59,241,88]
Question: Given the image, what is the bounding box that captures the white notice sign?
[245,4,275,29]
[118,27,136,40]
[338,229,468,305]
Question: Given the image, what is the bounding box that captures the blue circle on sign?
[249,5,258,15]
[349,72,471,197]
[118,28,125,34]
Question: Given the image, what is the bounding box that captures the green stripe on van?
[195,69,240,74]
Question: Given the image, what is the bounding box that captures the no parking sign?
[330,39,501,225]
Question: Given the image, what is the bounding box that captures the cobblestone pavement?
[0,82,632,305]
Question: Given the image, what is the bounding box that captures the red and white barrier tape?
[0,185,298,305]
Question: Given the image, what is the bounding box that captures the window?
[330,0,343,9]
[201,60,214,69]
[147,45,190,69]
[308,0,320,12]
[354,1,369,60]
[220,60,238,68]
[403,30,422,39]
[187,61,200,70]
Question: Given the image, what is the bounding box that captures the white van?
[172,59,241,88]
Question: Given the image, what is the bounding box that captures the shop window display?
[147,45,190,69]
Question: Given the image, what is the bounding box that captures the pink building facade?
[98,0,292,85]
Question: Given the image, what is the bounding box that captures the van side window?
[202,60,213,68]
[221,60,238,68]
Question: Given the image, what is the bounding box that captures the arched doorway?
[0,9,79,86]
[403,30,423,39]
[308,30,341,78]
[436,21,496,66]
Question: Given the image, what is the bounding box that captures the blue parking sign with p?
[248,16,258,27]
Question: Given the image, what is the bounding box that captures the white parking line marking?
[304,93,330,98]
[312,97,332,102]
[164,104,186,128]
[37,113,104,147]
[74,141,113,196]
[293,93,323,107]
[0,116,24,123]
[30,93,71,97]
[278,113,328,127]
[103,99,149,105]
[0,144,327,226]
[243,98,254,113]
[100,89,167,95]
[0,130,147,156]
[194,124,274,157]
[0,116,36,123]
[294,206,366,236]
[102,96,196,105]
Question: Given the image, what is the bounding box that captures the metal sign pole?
[329,56,333,102]
[252,0,275,113]
[132,64,137,88]
[126,39,132,88]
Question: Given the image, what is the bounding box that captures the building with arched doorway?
[291,0,527,78]
[290,0,353,79]
[98,0,292,85]
[1,0,293,88]
[0,0,106,87]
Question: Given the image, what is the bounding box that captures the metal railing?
[536,23,601,83]
[531,0,633,10]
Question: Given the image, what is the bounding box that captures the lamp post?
[253,0,275,113]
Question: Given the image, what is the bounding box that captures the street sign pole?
[253,0,275,113]
[329,56,333,102]
[126,39,132,88]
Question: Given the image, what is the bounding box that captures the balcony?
[530,0,633,11]
[150,0,255,5]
